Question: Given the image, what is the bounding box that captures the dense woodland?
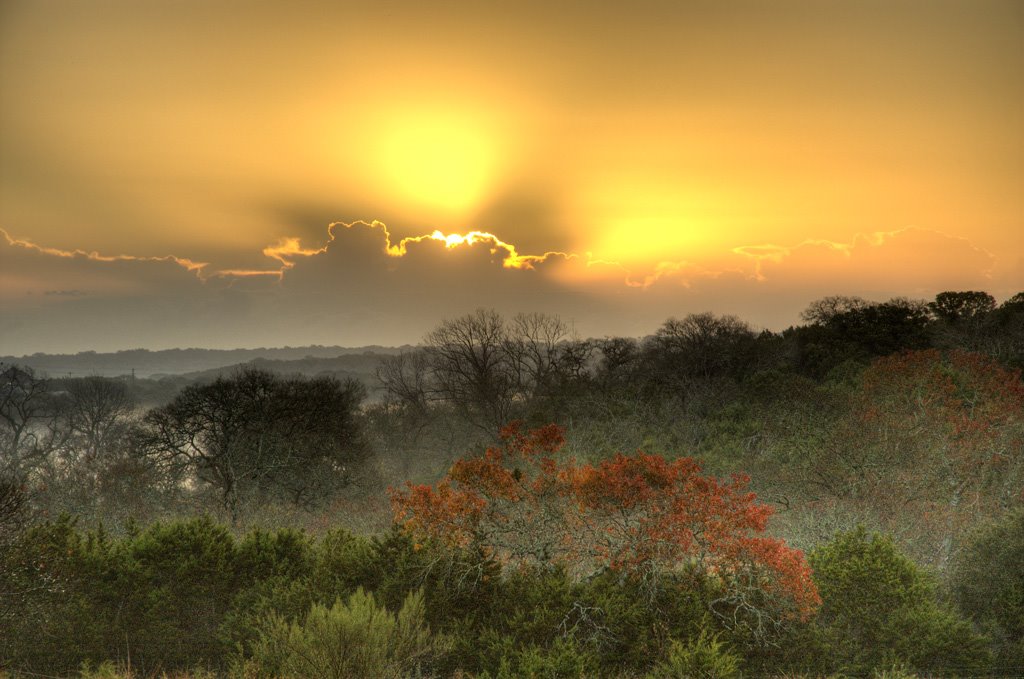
[1,290,1023,677]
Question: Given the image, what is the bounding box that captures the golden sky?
[1,0,1021,353]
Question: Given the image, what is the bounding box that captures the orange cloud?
[221,221,577,281]
[329,220,574,270]
[730,227,997,290]
[1,228,208,275]
[262,237,331,269]
[1,220,1017,355]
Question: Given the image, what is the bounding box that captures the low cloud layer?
[0,223,1018,355]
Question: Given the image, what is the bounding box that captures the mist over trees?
[0,289,1022,676]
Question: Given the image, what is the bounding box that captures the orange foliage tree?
[391,423,820,624]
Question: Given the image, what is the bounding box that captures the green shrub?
[579,569,710,672]
[950,510,1024,668]
[480,637,599,679]
[1,518,136,673]
[645,630,741,679]
[126,517,240,670]
[810,526,990,675]
[238,588,441,678]
[1,516,243,674]
[310,527,378,595]
[236,528,313,583]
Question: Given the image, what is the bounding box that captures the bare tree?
[379,310,593,436]
[58,376,134,463]
[505,312,573,395]
[32,377,138,519]
[423,309,517,431]
[645,312,757,385]
[0,365,64,479]
[377,349,434,421]
[800,295,870,324]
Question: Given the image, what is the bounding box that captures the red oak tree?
[852,349,1024,563]
[391,423,819,623]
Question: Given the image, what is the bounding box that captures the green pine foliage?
[3,514,1020,677]
[645,631,742,679]
[809,526,991,675]
[950,510,1024,669]
[235,588,440,679]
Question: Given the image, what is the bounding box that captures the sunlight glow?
[373,113,497,216]
[383,225,567,270]
[579,181,714,263]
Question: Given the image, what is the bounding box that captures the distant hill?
[162,353,387,382]
[161,354,392,402]
[0,345,410,379]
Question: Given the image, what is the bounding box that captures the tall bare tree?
[423,309,517,431]
[0,365,64,479]
[58,376,134,463]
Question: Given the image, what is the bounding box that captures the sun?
[373,111,497,216]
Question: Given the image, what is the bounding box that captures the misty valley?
[1,291,1023,678]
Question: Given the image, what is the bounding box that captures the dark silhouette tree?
[58,376,134,463]
[142,369,369,522]
[929,291,996,324]
[423,308,517,431]
[790,297,932,376]
[380,310,590,432]
[0,365,64,479]
[642,313,758,396]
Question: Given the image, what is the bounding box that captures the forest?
[1,290,1022,678]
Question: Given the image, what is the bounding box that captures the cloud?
[2,228,207,277]
[0,222,1017,355]
[730,227,997,294]
[0,228,208,302]
[266,220,575,271]
[264,221,599,341]
[0,222,599,354]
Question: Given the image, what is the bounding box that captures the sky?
[1,0,1021,354]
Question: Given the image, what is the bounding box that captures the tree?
[810,527,990,675]
[985,292,1024,369]
[929,291,999,355]
[377,349,434,424]
[57,376,134,463]
[391,423,820,635]
[506,313,586,387]
[930,290,996,324]
[142,369,370,522]
[380,310,591,432]
[594,337,642,387]
[950,511,1024,667]
[782,350,1024,566]
[423,308,518,431]
[0,365,64,479]
[644,312,757,387]
[799,295,870,324]
[791,297,932,376]
[32,376,145,520]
